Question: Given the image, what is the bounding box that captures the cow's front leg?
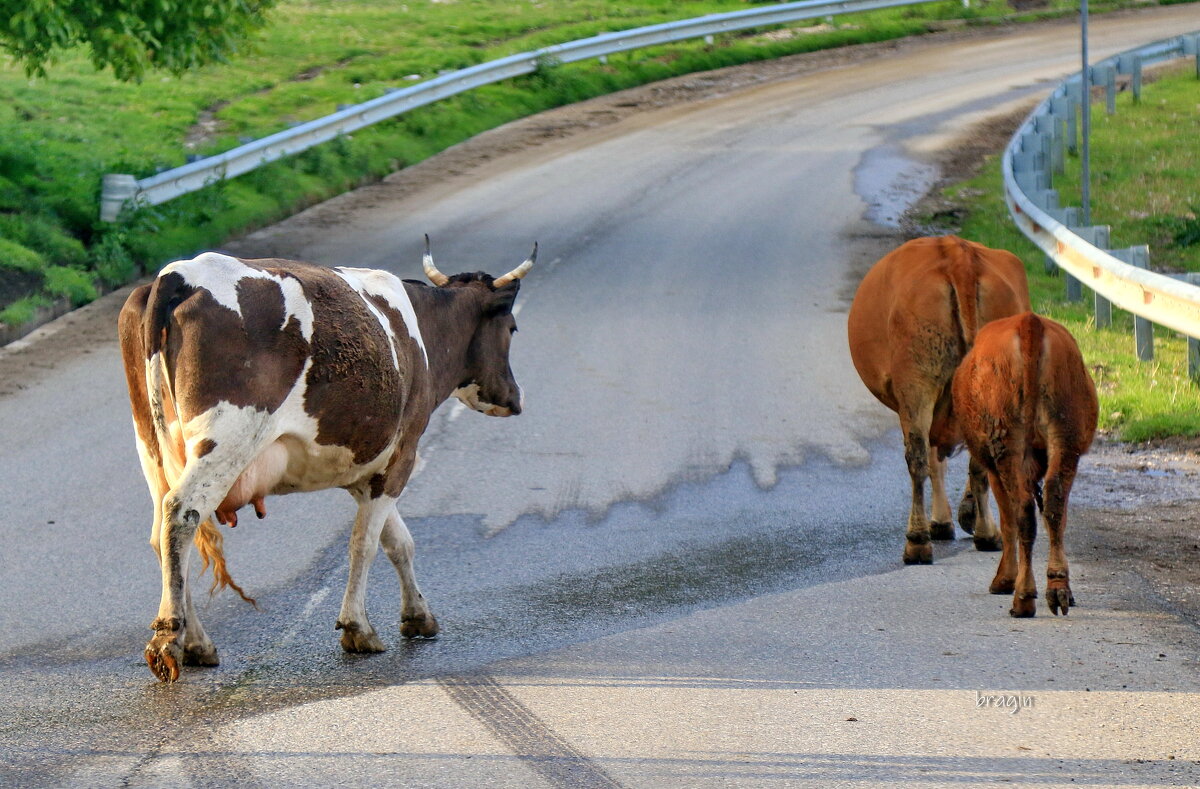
[928,453,955,541]
[380,510,439,639]
[959,457,1002,551]
[146,496,200,682]
[335,494,393,653]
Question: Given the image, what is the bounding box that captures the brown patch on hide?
[295,266,404,464]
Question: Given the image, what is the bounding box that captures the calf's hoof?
[902,538,933,565]
[183,642,220,667]
[145,638,184,683]
[1009,593,1037,618]
[957,498,976,535]
[401,613,440,639]
[930,521,955,541]
[973,535,1002,552]
[989,577,1014,595]
[1047,586,1075,616]
[336,621,386,653]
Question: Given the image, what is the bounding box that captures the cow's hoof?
[989,577,1014,595]
[902,540,933,565]
[337,622,386,653]
[183,642,220,667]
[401,613,439,639]
[145,638,184,683]
[1047,586,1074,616]
[1009,596,1037,618]
[957,498,976,536]
[929,521,955,541]
[973,535,1002,552]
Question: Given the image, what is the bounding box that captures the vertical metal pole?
[1080,0,1091,226]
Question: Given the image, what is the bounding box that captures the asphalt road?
[3,8,1200,787]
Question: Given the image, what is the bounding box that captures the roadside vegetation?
[0,0,1175,330]
[932,63,1200,441]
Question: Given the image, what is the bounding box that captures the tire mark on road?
[438,673,622,789]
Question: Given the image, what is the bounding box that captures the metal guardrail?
[100,0,941,220]
[1002,31,1200,369]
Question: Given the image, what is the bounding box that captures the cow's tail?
[1018,312,1046,512]
[195,519,257,606]
[946,236,982,347]
[142,273,256,607]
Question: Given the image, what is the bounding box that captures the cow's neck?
[405,282,484,408]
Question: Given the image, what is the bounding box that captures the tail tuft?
[195,518,257,607]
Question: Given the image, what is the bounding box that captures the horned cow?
[952,312,1098,617]
[119,238,535,681]
[847,236,1030,564]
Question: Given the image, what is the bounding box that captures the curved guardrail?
[100,0,940,220]
[1002,32,1200,358]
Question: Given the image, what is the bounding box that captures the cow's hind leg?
[335,494,393,653]
[898,401,935,564]
[181,568,219,666]
[959,457,1002,551]
[380,510,439,639]
[1042,449,1081,615]
[146,419,271,681]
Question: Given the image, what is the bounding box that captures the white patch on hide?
[336,267,428,367]
[161,252,314,341]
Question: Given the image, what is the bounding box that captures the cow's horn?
[422,235,450,287]
[493,242,537,288]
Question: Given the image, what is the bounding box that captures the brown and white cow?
[847,236,1030,564]
[119,238,535,682]
[952,312,1098,617]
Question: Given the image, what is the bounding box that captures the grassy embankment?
[935,63,1200,441]
[0,0,1165,328]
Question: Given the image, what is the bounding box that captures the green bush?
[43,266,97,305]
[0,236,45,272]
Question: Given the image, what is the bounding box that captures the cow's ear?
[486,281,519,315]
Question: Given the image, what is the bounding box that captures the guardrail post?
[1043,206,1080,274]
[1095,64,1117,115]
[1190,338,1200,383]
[1117,53,1142,103]
[1183,34,1200,78]
[1068,224,1110,303]
[1050,95,1076,160]
[1110,245,1154,360]
[100,174,138,223]
[1032,117,1063,176]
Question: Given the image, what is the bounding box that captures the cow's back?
[847,236,1029,413]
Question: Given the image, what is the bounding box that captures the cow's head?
[424,237,535,417]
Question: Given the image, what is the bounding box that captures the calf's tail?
[1018,313,1045,510]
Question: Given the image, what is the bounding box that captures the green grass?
[0,0,1168,326]
[934,65,1200,442]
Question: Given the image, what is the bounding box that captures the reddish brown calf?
[952,312,1098,617]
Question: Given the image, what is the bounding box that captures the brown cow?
[847,236,1030,564]
[952,312,1098,617]
[119,238,535,681]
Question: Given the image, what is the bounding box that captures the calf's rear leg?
[1042,451,1081,615]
